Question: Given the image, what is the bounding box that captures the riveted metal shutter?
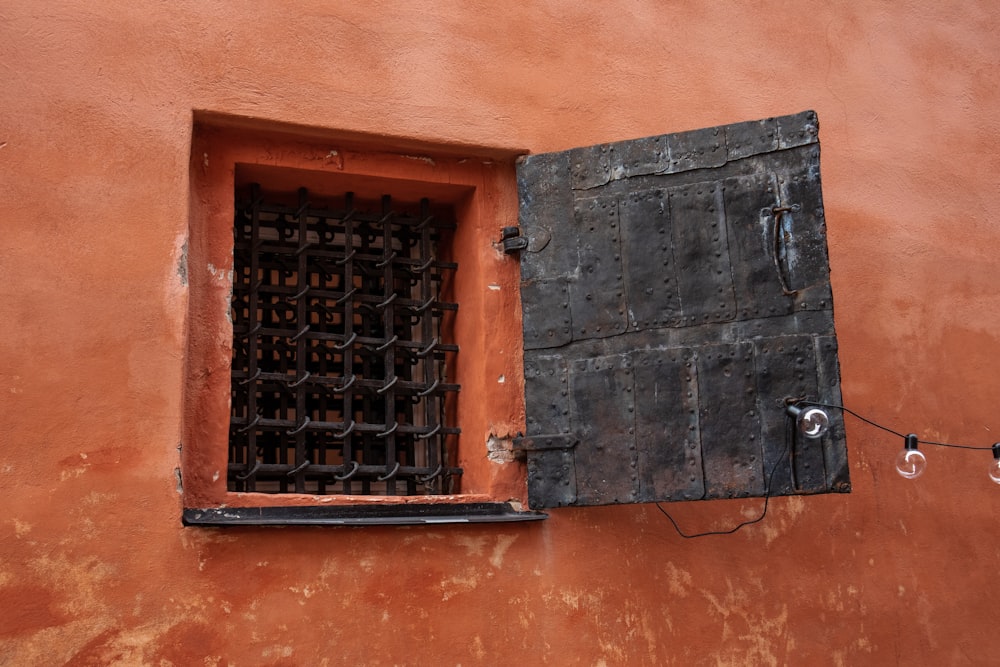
[516,111,849,509]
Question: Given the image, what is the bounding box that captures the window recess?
[514,110,850,509]
[182,122,543,526]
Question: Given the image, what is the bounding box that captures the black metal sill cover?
[182,503,547,526]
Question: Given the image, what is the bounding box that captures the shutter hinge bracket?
[512,433,579,459]
[500,226,529,255]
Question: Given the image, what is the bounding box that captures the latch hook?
[500,226,529,255]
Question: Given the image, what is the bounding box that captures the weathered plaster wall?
[2,1,999,664]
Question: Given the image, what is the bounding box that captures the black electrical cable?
[801,401,995,451]
[654,484,773,539]
[656,399,996,539]
[654,419,791,539]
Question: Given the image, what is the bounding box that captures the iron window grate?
[229,184,461,495]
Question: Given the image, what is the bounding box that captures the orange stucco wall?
[3,2,999,665]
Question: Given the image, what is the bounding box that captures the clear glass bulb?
[895,448,927,479]
[797,408,830,439]
[989,458,1000,485]
[786,404,831,439]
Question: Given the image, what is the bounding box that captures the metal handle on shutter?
[771,206,799,296]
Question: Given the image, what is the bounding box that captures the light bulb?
[785,403,831,439]
[989,444,1000,485]
[895,434,926,479]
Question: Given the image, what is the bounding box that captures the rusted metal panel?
[669,182,737,326]
[523,354,571,438]
[815,335,850,492]
[777,110,819,149]
[633,349,704,502]
[723,173,799,321]
[517,110,848,509]
[569,143,612,190]
[667,125,727,173]
[569,354,638,505]
[725,117,779,161]
[753,335,826,495]
[698,342,763,499]
[526,449,577,508]
[517,151,576,283]
[619,189,682,329]
[777,145,834,304]
[613,135,671,179]
[521,279,572,350]
[569,196,628,339]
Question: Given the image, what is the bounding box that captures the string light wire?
[801,401,995,451]
[656,400,996,539]
[654,418,792,539]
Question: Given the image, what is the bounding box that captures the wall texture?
[2,1,999,664]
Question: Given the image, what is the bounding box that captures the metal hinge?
[500,226,529,255]
[512,433,579,459]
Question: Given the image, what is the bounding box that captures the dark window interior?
[228,184,461,496]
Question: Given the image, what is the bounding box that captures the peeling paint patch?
[177,238,188,285]
[486,434,516,463]
[663,562,692,597]
[489,534,518,569]
[13,519,32,538]
[454,534,487,557]
[206,263,232,284]
[60,466,88,481]
[440,571,479,601]
[288,584,316,601]
[261,645,294,659]
[471,635,486,660]
[401,154,436,166]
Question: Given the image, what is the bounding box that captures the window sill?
[182,502,546,526]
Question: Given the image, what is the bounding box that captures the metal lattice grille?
[228,185,461,495]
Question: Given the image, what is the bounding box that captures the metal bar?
[380,195,398,495]
[226,462,463,480]
[244,184,262,491]
[254,200,457,226]
[419,198,441,492]
[229,416,460,436]
[358,216,377,495]
[341,192,356,494]
[293,187,309,493]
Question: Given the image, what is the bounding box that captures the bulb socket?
[785,402,831,439]
[904,434,919,451]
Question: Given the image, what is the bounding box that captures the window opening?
[228,184,461,496]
